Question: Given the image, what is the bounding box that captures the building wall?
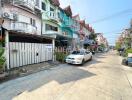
[42,20,61,35]
[2,4,41,35]
[42,0,61,35]
[59,10,73,37]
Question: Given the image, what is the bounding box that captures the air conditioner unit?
[3,12,14,20]
[3,12,10,18]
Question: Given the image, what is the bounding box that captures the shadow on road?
[28,65,96,91]
[0,63,96,100]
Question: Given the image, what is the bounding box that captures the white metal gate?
[9,42,53,68]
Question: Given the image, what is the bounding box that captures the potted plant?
[0,48,5,74]
[0,58,5,74]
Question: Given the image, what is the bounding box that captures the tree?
[115,42,121,50]
[89,33,97,40]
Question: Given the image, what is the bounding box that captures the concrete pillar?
[52,39,55,61]
[5,31,10,70]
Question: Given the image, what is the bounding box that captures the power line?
[90,8,132,24]
[103,29,123,34]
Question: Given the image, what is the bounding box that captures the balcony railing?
[43,11,59,21]
[13,0,36,10]
[11,22,37,34]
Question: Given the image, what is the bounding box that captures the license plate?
[67,60,72,63]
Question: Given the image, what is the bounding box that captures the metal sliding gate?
[9,42,53,68]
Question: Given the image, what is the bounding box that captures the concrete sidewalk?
[122,65,132,89]
[0,61,60,84]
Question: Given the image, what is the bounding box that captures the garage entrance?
[8,31,53,69]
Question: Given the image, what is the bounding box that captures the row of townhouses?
[0,0,95,69]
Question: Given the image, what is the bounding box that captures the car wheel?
[81,59,85,65]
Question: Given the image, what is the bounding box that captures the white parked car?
[66,50,92,65]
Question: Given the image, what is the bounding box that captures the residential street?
[0,50,132,100]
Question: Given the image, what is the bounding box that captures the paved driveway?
[0,50,132,100]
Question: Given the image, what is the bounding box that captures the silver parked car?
[66,50,92,65]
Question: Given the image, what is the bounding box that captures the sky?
[59,0,132,45]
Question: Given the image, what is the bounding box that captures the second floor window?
[42,2,46,11]
[50,7,54,12]
[46,24,58,31]
[58,12,60,18]
[30,18,36,27]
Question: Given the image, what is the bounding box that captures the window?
[71,51,84,55]
[50,7,54,11]
[36,0,40,7]
[42,2,46,11]
[58,12,60,18]
[30,18,36,27]
[86,51,90,54]
[46,24,58,31]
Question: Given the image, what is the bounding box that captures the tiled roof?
[63,5,72,17]
[92,29,95,33]
[50,0,60,6]
[72,14,79,18]
[89,27,93,32]
[79,20,85,26]
[85,24,89,29]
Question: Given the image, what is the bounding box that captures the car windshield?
[128,57,132,62]
[71,51,84,55]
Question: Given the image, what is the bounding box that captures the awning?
[84,39,94,45]
[8,31,53,43]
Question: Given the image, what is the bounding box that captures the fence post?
[52,39,55,61]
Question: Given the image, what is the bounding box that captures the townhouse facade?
[0,0,96,69]
[1,0,54,69]
[2,0,42,35]
[96,33,108,50]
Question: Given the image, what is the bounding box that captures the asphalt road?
[0,50,132,100]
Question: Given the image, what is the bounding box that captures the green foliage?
[123,49,132,57]
[127,49,132,53]
[89,33,97,40]
[0,48,4,57]
[55,52,69,63]
[115,42,121,50]
[100,43,105,48]
[0,48,5,72]
[124,38,131,49]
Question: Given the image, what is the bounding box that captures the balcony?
[13,0,36,11]
[43,11,59,23]
[11,22,37,34]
